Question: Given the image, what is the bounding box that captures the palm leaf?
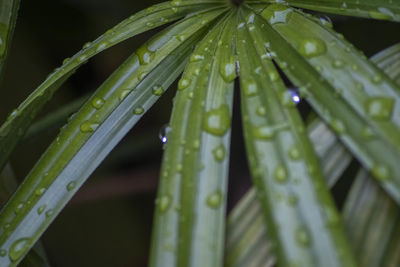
[150,9,235,267]
[0,8,227,266]
[0,0,20,77]
[249,4,400,204]
[226,41,400,267]
[0,0,227,171]
[246,0,400,21]
[236,6,355,266]
[342,42,400,267]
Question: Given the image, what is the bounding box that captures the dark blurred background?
[0,1,399,266]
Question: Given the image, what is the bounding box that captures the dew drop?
[190,54,204,62]
[253,125,275,140]
[295,227,312,247]
[37,205,46,215]
[243,80,258,97]
[91,97,105,109]
[133,106,144,115]
[80,121,99,133]
[220,60,237,83]
[178,78,190,90]
[330,118,346,134]
[45,209,54,218]
[256,106,266,116]
[136,45,155,65]
[298,38,326,58]
[203,105,231,136]
[288,145,301,160]
[261,4,293,25]
[371,74,383,84]
[332,59,344,68]
[8,238,30,262]
[318,15,333,27]
[365,97,394,120]
[159,124,171,144]
[0,249,6,257]
[82,42,92,49]
[35,187,46,196]
[157,195,171,212]
[119,89,131,101]
[274,165,288,183]
[372,164,390,181]
[176,34,186,42]
[66,181,77,192]
[212,144,226,162]
[206,191,222,208]
[152,84,164,96]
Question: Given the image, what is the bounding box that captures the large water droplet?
[298,38,326,59]
[91,97,105,109]
[178,78,190,90]
[133,106,144,115]
[35,187,46,196]
[119,89,131,101]
[243,80,258,97]
[365,97,395,120]
[80,121,99,133]
[318,15,333,28]
[190,53,204,62]
[37,204,46,215]
[220,60,236,82]
[159,124,171,144]
[203,105,231,136]
[261,4,293,25]
[206,191,222,208]
[9,238,31,262]
[136,45,155,65]
[152,84,164,96]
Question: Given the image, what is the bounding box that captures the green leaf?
[245,0,400,21]
[235,7,356,266]
[150,9,235,267]
[225,41,400,267]
[225,118,353,267]
[0,8,227,266]
[0,0,20,78]
[0,0,227,172]
[342,42,400,267]
[252,4,400,204]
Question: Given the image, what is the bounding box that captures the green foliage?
[0,0,399,266]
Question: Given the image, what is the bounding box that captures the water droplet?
[287,195,299,206]
[9,238,31,262]
[82,42,92,49]
[176,34,186,42]
[206,191,222,208]
[152,84,164,96]
[62,57,70,65]
[96,42,108,52]
[298,38,326,59]
[170,0,181,6]
[203,105,231,136]
[80,121,99,133]
[365,97,394,120]
[91,97,105,109]
[178,78,190,90]
[288,145,301,160]
[35,187,46,196]
[37,205,46,215]
[372,164,390,181]
[274,165,288,183]
[323,205,340,226]
[66,181,77,191]
[133,106,144,115]
[220,60,236,82]
[136,45,155,65]
[369,8,394,20]
[14,202,24,214]
[253,125,275,140]
[330,118,346,134]
[0,249,6,257]
[332,59,344,68]
[77,54,88,63]
[361,126,374,139]
[190,53,204,62]
[295,227,312,247]
[256,106,266,116]
[318,15,333,27]
[371,74,383,84]
[243,80,258,97]
[269,71,279,82]
[157,195,171,212]
[159,124,171,144]
[261,4,293,25]
[119,89,131,101]
[45,209,54,218]
[212,144,226,162]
